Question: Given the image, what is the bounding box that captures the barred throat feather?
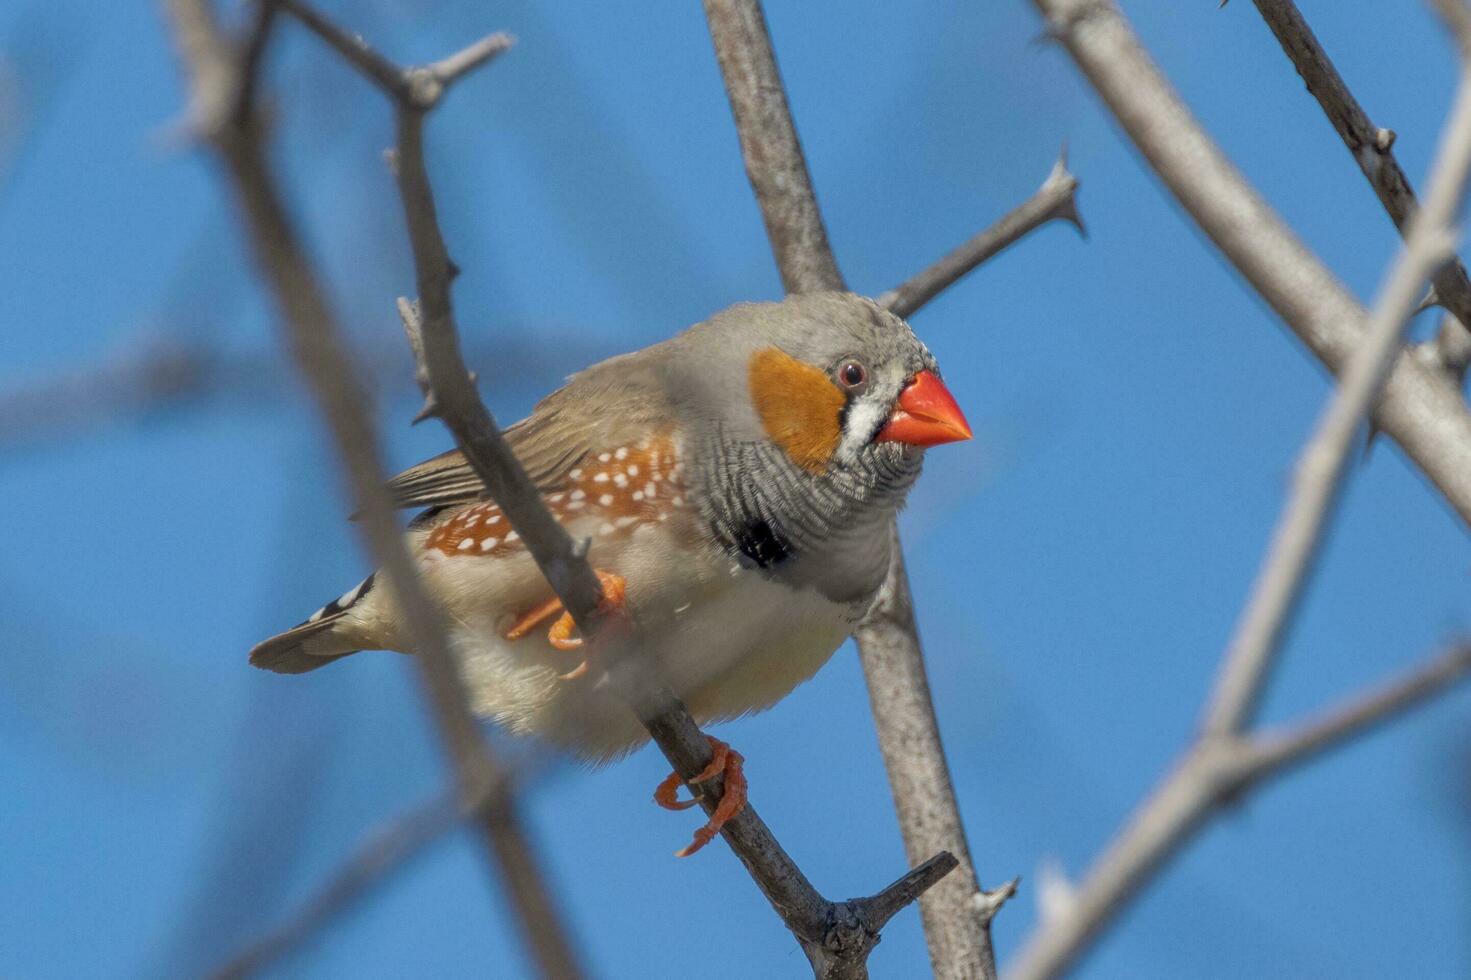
[695,429,919,603]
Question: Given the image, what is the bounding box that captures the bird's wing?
[385,348,675,511]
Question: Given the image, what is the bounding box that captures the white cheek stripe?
[840,398,889,461]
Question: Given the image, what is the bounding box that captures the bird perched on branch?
[250,292,971,855]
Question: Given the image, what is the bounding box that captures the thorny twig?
[879,151,1084,320]
[1248,0,1471,380]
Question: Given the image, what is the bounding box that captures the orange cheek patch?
[748,347,844,475]
[424,435,688,558]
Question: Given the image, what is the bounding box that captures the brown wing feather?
[384,347,674,511]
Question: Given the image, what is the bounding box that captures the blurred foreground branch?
[213,787,467,979]
[0,332,611,453]
[1008,3,1471,977]
[159,4,584,978]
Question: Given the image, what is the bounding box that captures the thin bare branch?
[1249,0,1471,379]
[0,336,216,450]
[701,0,844,293]
[1246,642,1471,780]
[278,3,952,975]
[1202,82,1471,737]
[278,0,512,110]
[228,0,277,126]
[0,331,611,451]
[1030,0,1471,533]
[855,529,1006,979]
[1005,638,1471,980]
[215,745,563,980]
[273,0,402,95]
[159,5,584,978]
[879,151,1084,319]
[212,788,465,979]
[1006,13,1471,973]
[700,2,1000,977]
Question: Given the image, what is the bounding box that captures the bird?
[249,291,971,855]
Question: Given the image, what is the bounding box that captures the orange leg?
[504,596,565,641]
[652,736,748,858]
[504,570,627,681]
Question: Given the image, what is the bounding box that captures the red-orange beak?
[875,371,972,447]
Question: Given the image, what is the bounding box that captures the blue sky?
[2,1,1469,977]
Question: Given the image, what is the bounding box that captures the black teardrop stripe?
[735,518,792,568]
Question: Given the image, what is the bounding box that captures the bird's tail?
[249,574,375,674]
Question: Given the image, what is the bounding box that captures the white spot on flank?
[465,516,480,528]
[632,491,644,501]
[651,472,663,482]
[548,493,563,503]
[615,447,628,460]
[598,452,612,463]
[481,537,499,551]
[671,495,684,507]
[598,493,614,506]
[613,473,628,487]
[486,514,501,524]
[614,515,638,528]
[570,489,586,501]
[506,530,520,543]
[627,464,639,477]
[644,482,656,497]
[569,468,583,480]
[567,501,586,511]
[593,472,609,483]
[457,538,474,551]
[598,522,615,535]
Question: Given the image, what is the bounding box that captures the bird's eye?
[836,360,869,392]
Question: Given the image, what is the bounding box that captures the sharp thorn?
[1056,195,1088,239]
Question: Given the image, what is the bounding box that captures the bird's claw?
[653,736,748,858]
[504,570,627,681]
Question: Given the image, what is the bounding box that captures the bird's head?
[675,292,970,478]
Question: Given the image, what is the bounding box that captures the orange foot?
[653,736,748,858]
[504,570,627,680]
